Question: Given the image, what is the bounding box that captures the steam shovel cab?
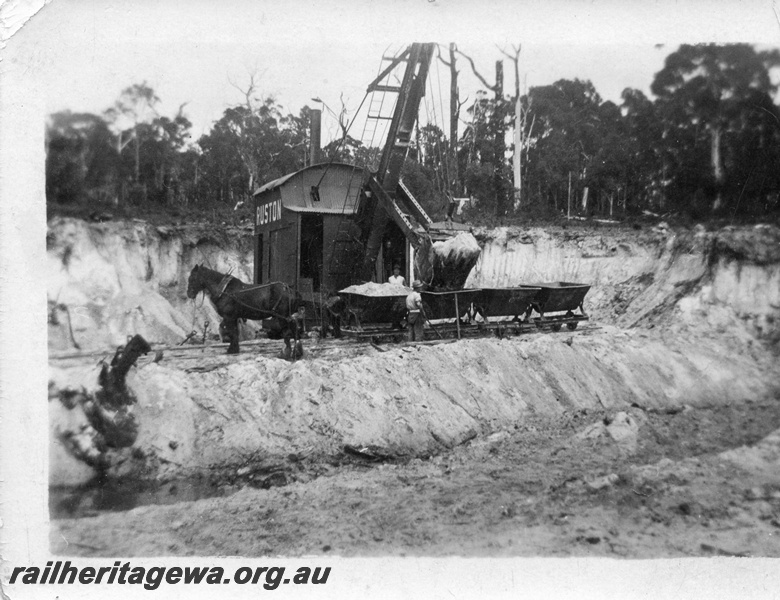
[252,163,416,322]
[252,44,441,334]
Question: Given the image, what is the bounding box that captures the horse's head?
[186,264,204,299]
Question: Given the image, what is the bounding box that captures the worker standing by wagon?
[406,280,425,342]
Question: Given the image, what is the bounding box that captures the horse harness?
[216,274,234,298]
[212,275,295,323]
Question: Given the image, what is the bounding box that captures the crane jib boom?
[361,43,436,280]
[375,43,435,193]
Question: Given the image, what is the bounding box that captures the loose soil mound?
[339,282,412,296]
[52,390,780,558]
[49,327,778,486]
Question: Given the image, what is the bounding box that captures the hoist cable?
[326,45,403,286]
[434,54,452,197]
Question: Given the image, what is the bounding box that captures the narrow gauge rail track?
[49,322,602,367]
[342,314,590,344]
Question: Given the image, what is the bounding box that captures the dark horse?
[186,264,303,356]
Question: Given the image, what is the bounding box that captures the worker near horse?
[291,306,307,358]
[406,280,425,342]
[321,294,346,339]
[388,264,406,286]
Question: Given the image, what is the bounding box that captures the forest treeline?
[46,44,780,222]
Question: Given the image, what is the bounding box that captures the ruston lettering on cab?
[257,199,282,226]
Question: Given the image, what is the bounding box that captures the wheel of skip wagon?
[567,321,579,331]
[550,323,562,332]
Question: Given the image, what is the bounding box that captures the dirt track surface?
[53,388,780,558]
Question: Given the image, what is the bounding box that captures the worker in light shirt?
[405,280,425,342]
[388,265,406,286]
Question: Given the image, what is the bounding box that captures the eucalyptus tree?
[139,108,194,205]
[46,111,119,205]
[197,97,308,206]
[104,82,160,189]
[651,44,780,215]
[522,79,604,215]
[619,88,666,212]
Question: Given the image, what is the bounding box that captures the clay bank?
[47,218,780,557]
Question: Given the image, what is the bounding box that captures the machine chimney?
[310,109,322,166]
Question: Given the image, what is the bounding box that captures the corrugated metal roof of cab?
[254,171,297,194]
[285,206,363,214]
[253,163,364,195]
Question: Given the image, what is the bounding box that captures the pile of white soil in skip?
[339,282,412,296]
[416,232,482,290]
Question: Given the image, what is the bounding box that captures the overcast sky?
[14,0,780,143]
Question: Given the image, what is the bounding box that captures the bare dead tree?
[336,93,351,140]
[497,45,521,98]
[313,93,358,164]
[226,69,269,193]
[175,102,190,119]
[456,48,507,216]
[437,43,468,196]
[227,66,268,110]
[455,48,500,93]
[498,44,527,209]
